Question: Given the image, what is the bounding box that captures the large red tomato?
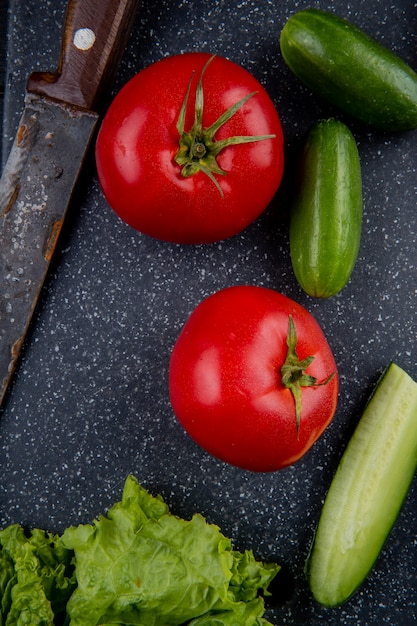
[169,286,338,472]
[95,53,284,244]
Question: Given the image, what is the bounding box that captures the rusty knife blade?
[0,0,140,407]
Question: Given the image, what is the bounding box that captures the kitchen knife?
[0,0,140,407]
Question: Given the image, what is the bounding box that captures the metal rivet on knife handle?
[73,27,97,51]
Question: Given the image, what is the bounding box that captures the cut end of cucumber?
[306,362,417,607]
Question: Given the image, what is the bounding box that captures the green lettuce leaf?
[0,523,76,625]
[60,475,279,625]
[0,547,15,624]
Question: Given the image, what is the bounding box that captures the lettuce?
[0,547,15,623]
[61,476,278,625]
[1,476,279,625]
[0,523,76,625]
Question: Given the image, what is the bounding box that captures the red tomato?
[95,53,284,244]
[169,286,338,472]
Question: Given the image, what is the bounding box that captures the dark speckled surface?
[1,1,417,624]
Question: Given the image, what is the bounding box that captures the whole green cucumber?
[280,9,417,131]
[289,118,362,298]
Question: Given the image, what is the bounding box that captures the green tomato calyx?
[174,55,276,197]
[281,315,335,435]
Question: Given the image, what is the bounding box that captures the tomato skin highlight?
[169,286,339,472]
[95,53,284,244]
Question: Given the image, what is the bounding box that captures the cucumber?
[280,9,417,131]
[306,362,417,607]
[289,118,362,298]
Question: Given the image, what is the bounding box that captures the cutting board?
[0,0,10,162]
[1,1,417,624]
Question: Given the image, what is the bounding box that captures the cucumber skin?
[306,363,417,607]
[280,9,417,131]
[289,118,362,299]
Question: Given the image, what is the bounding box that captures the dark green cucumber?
[289,118,362,298]
[306,362,417,607]
[280,9,417,131]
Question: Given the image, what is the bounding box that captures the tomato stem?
[281,315,335,434]
[192,142,207,158]
[174,55,276,196]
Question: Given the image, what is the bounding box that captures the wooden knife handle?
[26,0,140,111]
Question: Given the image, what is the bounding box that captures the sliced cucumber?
[306,362,417,607]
